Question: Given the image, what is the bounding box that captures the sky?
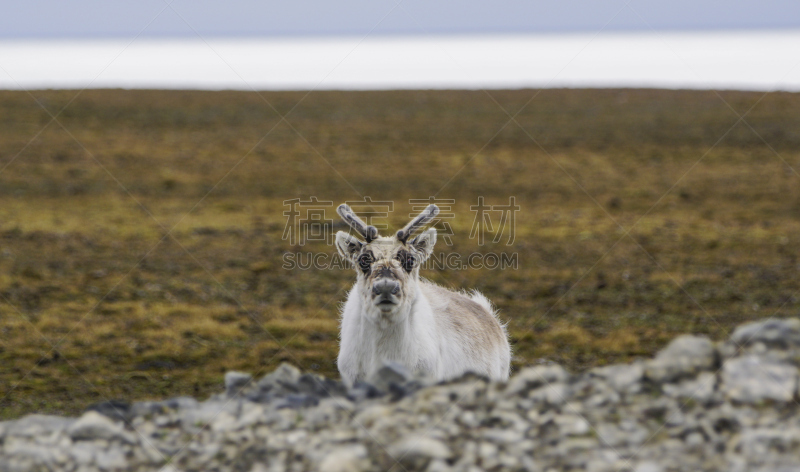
[3,0,800,39]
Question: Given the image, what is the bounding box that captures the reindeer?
[334,203,511,385]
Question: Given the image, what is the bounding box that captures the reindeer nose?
[372,279,400,297]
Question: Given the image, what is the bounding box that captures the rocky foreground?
[4,319,800,471]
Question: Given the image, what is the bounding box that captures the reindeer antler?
[396,204,439,243]
[337,204,379,242]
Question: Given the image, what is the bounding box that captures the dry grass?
[1,88,799,418]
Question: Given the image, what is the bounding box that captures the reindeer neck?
[364,285,424,355]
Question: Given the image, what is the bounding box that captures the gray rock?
[736,428,800,456]
[69,442,97,465]
[722,355,799,404]
[389,436,451,469]
[225,371,253,397]
[592,362,644,394]
[662,372,717,403]
[634,461,664,472]
[425,459,453,472]
[730,318,800,349]
[530,381,572,405]
[5,415,74,437]
[95,448,127,470]
[180,400,239,431]
[645,335,717,382]
[555,414,591,436]
[9,319,800,472]
[257,362,302,393]
[67,411,135,444]
[754,466,800,472]
[317,445,368,472]
[3,440,62,465]
[505,364,570,396]
[596,420,649,448]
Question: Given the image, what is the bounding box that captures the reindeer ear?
[409,228,437,260]
[335,231,364,259]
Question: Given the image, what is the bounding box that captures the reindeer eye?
[396,251,415,272]
[358,253,373,271]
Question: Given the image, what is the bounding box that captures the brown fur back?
[420,281,506,351]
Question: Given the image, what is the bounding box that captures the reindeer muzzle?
[372,279,400,301]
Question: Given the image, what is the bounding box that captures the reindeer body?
[338,278,510,384]
[334,205,511,385]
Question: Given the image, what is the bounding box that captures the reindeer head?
[335,203,439,324]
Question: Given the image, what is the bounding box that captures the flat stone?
[3,440,61,464]
[737,428,800,457]
[556,437,599,455]
[95,448,127,470]
[69,442,96,465]
[67,411,135,444]
[730,318,800,349]
[634,461,664,472]
[482,428,524,444]
[389,436,452,467]
[555,415,591,436]
[596,420,649,448]
[723,355,799,404]
[752,466,800,472]
[645,335,717,382]
[591,362,644,393]
[273,394,319,409]
[425,459,453,472]
[505,364,570,396]
[318,445,368,472]
[6,415,75,437]
[530,382,572,405]
[181,400,239,430]
[662,372,717,403]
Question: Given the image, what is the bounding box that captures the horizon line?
[3,24,800,41]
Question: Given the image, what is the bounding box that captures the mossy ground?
[1,89,799,419]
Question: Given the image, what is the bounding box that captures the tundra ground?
[1,88,799,418]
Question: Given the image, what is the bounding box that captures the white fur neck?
[338,282,438,384]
